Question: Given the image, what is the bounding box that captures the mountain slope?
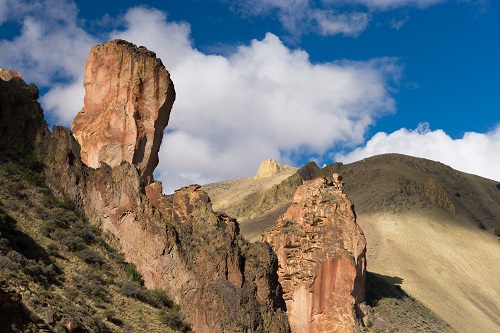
[202,154,500,333]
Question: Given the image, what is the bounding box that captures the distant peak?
[254,158,297,179]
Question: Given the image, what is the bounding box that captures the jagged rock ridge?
[72,39,175,185]
[262,174,367,333]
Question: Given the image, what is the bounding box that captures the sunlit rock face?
[262,174,367,333]
[72,39,175,185]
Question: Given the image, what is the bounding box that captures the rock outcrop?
[0,72,49,155]
[72,40,175,185]
[262,174,367,333]
[255,158,294,179]
[0,68,23,81]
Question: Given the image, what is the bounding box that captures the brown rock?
[81,165,289,333]
[0,73,48,155]
[0,68,22,81]
[423,178,455,213]
[262,175,367,333]
[72,39,175,185]
[255,158,295,179]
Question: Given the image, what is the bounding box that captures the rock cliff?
[262,174,367,333]
[72,40,175,185]
[0,43,290,332]
[0,72,49,155]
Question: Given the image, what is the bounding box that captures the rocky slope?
[262,175,366,333]
[1,40,290,333]
[204,155,500,333]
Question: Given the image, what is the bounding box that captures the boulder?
[72,39,175,185]
[262,174,367,333]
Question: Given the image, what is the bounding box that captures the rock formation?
[72,40,175,185]
[1,44,290,332]
[0,71,49,155]
[0,68,23,81]
[262,174,367,333]
[255,158,293,179]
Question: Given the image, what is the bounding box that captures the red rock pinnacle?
[262,173,367,333]
[72,39,175,185]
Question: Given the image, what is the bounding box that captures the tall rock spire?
[72,39,175,185]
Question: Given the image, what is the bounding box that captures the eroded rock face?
[72,40,175,185]
[262,174,367,333]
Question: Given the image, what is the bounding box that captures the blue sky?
[1,0,499,192]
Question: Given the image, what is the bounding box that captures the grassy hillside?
[0,151,191,333]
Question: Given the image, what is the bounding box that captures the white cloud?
[0,0,96,124]
[0,3,399,193]
[336,123,500,182]
[324,0,447,10]
[230,0,370,38]
[110,7,399,193]
[313,10,369,36]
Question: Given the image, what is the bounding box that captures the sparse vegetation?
[494,227,500,237]
[478,222,486,230]
[0,156,189,332]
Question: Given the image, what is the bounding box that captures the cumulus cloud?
[107,7,400,192]
[0,0,96,124]
[0,2,398,193]
[336,123,500,182]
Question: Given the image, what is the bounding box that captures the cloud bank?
[110,7,399,192]
[336,123,500,182]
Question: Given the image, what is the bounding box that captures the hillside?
[0,150,190,332]
[202,154,500,333]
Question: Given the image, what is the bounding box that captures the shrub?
[478,222,486,230]
[152,289,174,308]
[125,263,144,286]
[77,248,104,266]
[120,280,142,298]
[160,310,189,331]
[494,227,500,237]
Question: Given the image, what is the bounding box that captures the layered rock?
[72,40,175,185]
[262,174,367,333]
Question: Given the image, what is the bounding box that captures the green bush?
[152,289,174,308]
[494,227,500,237]
[125,263,144,286]
[160,310,190,332]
